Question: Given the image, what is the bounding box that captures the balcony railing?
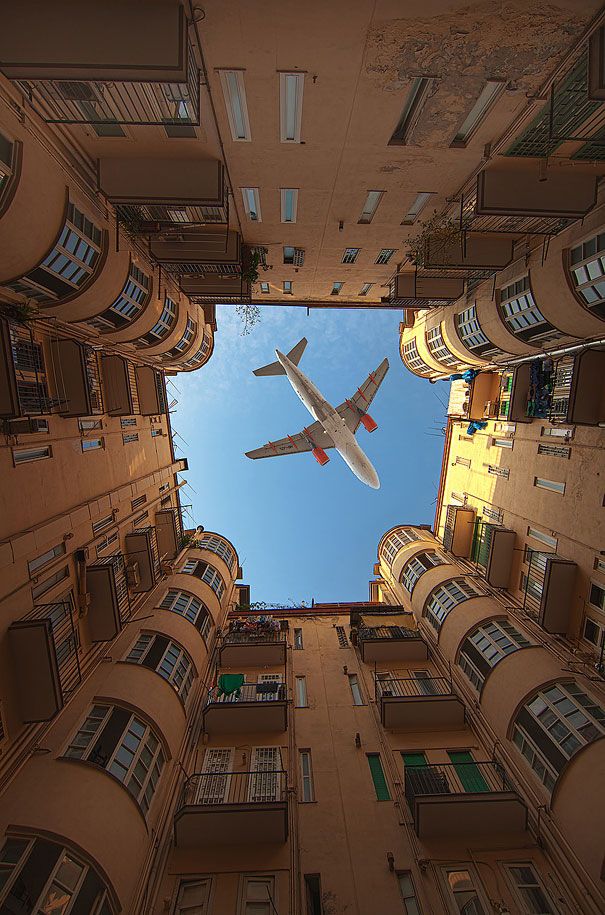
[404,760,510,809]
[457,183,571,236]
[181,769,287,808]
[358,625,421,642]
[376,676,451,700]
[206,683,287,706]
[116,202,228,236]
[222,630,286,647]
[1,320,55,417]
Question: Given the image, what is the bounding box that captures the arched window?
[159,588,212,639]
[498,277,564,346]
[568,233,605,319]
[512,681,605,791]
[400,551,448,594]
[65,704,165,814]
[199,533,237,572]
[125,632,196,701]
[424,577,482,631]
[459,618,531,691]
[381,528,425,567]
[0,834,115,913]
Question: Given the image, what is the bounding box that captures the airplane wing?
[245,420,334,460]
[336,357,389,433]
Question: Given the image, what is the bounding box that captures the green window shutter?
[447,750,489,793]
[367,754,390,800]
[402,752,427,768]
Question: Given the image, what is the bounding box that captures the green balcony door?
[448,750,489,793]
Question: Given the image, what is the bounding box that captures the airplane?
[245,338,389,489]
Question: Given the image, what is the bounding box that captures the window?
[13,445,52,465]
[504,863,555,914]
[122,433,139,445]
[512,681,605,791]
[376,248,396,265]
[335,625,348,648]
[283,280,293,295]
[164,316,197,359]
[31,566,69,600]
[441,867,488,915]
[527,527,558,550]
[359,283,373,296]
[381,527,423,566]
[456,305,501,356]
[92,514,114,536]
[342,247,360,264]
[0,835,115,914]
[534,477,565,494]
[151,428,163,438]
[260,282,270,294]
[397,872,422,915]
[200,534,237,571]
[293,627,303,649]
[81,437,104,452]
[133,511,149,527]
[541,426,573,439]
[583,616,604,649]
[402,340,433,376]
[280,188,298,223]
[499,277,561,345]
[455,456,471,467]
[283,246,305,265]
[125,633,195,701]
[389,77,433,145]
[424,578,481,631]
[280,71,304,143]
[367,753,390,800]
[6,203,103,303]
[79,418,103,432]
[569,232,605,318]
[492,437,513,449]
[299,749,314,801]
[96,530,119,558]
[88,264,150,332]
[241,187,261,221]
[295,676,308,707]
[400,551,448,594]
[160,588,212,639]
[594,557,605,574]
[451,80,504,146]
[136,296,177,347]
[175,880,212,915]
[348,674,364,705]
[183,332,212,369]
[331,281,344,295]
[426,325,461,367]
[487,464,509,479]
[537,443,571,458]
[120,417,137,428]
[219,69,251,141]
[589,582,605,611]
[402,191,433,225]
[65,704,165,814]
[304,875,322,915]
[28,542,66,576]
[358,190,384,224]
[180,559,226,600]
[0,130,14,201]
[241,875,275,915]
[459,619,531,691]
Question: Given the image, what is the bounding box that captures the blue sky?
[171,306,447,605]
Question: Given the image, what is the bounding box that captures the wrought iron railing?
[115,202,228,235]
[180,770,287,809]
[375,677,451,701]
[206,683,287,706]
[222,630,287,646]
[358,625,421,641]
[404,760,511,814]
[22,597,81,698]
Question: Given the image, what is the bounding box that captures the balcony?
[521,552,577,634]
[124,527,160,592]
[0,319,54,418]
[175,769,288,847]
[466,371,502,421]
[442,505,476,558]
[566,349,605,426]
[476,162,597,220]
[87,553,131,641]
[181,274,252,304]
[458,181,572,236]
[1,4,200,127]
[356,624,429,663]
[421,233,514,275]
[202,681,288,735]
[155,506,182,561]
[101,356,134,416]
[384,271,465,307]
[49,340,103,416]
[135,366,167,416]
[8,597,81,722]
[405,761,527,840]
[376,677,465,730]
[219,628,287,668]
[150,229,240,270]
[470,522,516,588]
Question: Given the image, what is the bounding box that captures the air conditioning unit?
[126,562,140,588]
[160,560,175,575]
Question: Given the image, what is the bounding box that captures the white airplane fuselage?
[275,349,380,489]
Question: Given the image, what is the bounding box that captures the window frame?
[388,77,434,145]
[279,71,305,143]
[358,190,384,224]
[450,80,504,147]
[348,673,364,706]
[280,187,298,223]
[440,864,490,915]
[295,675,308,708]
[159,588,212,639]
[424,578,482,631]
[299,749,315,802]
[241,186,262,222]
[502,861,557,915]
[125,631,196,702]
[342,247,360,264]
[219,69,252,141]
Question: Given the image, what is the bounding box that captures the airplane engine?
[361,413,378,433]
[312,447,330,466]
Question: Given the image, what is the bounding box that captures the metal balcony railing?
[222,630,287,647]
[457,184,571,236]
[375,676,451,700]
[358,625,421,641]
[404,760,511,811]
[23,598,82,697]
[116,202,228,235]
[206,683,287,706]
[180,769,287,809]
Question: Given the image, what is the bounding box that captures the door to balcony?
[202,675,288,734]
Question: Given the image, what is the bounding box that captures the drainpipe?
[74,548,90,617]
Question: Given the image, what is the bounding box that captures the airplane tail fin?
[253,337,307,376]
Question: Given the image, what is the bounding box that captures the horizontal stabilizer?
[253,360,286,377]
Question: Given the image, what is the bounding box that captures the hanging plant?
[2,301,40,325]
[406,211,467,268]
